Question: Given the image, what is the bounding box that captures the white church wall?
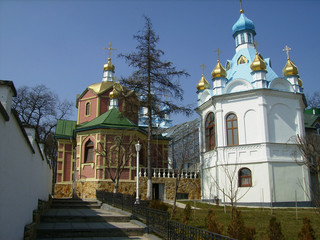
[267,143,297,162]
[198,90,212,106]
[269,78,294,92]
[244,109,259,144]
[0,105,52,239]
[203,162,272,204]
[202,167,217,200]
[214,95,262,146]
[225,79,253,94]
[268,103,296,143]
[270,162,310,203]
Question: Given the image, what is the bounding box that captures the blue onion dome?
[162,105,171,113]
[232,13,256,37]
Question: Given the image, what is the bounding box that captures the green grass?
[168,201,320,240]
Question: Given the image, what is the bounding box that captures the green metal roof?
[304,114,317,128]
[304,108,320,115]
[55,119,77,138]
[76,108,138,131]
[304,108,320,129]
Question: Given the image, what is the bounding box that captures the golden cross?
[200,64,206,74]
[240,0,244,13]
[254,40,259,51]
[215,48,222,61]
[283,45,292,59]
[104,42,117,58]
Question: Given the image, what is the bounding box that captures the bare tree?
[167,121,199,217]
[119,16,192,199]
[208,155,252,218]
[13,85,73,142]
[95,133,135,193]
[307,91,320,108]
[12,85,73,189]
[292,134,320,212]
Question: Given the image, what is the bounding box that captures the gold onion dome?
[196,74,210,91]
[211,60,226,78]
[250,52,266,72]
[109,89,117,99]
[298,78,303,87]
[104,58,115,71]
[282,58,298,76]
[109,83,123,98]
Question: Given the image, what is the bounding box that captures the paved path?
[164,200,201,210]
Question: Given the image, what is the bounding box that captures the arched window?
[247,33,252,43]
[84,140,94,163]
[226,62,230,71]
[226,113,239,146]
[237,55,248,65]
[205,112,215,151]
[239,168,252,187]
[235,36,239,46]
[240,33,245,44]
[85,102,91,116]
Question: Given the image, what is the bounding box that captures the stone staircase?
[36,198,157,239]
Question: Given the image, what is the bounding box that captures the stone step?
[50,203,102,209]
[52,198,97,203]
[37,234,161,240]
[51,199,102,209]
[41,209,131,223]
[36,221,146,238]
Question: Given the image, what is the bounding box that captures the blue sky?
[1,0,319,125]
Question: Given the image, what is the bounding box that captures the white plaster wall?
[268,103,296,143]
[271,162,310,202]
[0,87,14,112]
[202,162,272,204]
[213,95,263,146]
[0,113,52,240]
[202,167,216,200]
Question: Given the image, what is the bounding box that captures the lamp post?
[135,141,142,204]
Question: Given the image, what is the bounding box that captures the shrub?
[245,226,256,240]
[148,200,168,211]
[227,208,246,239]
[205,209,213,227]
[268,216,285,240]
[227,208,256,240]
[206,210,224,235]
[182,202,192,224]
[298,217,315,240]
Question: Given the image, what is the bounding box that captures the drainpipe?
[71,137,77,198]
[215,147,219,200]
[199,114,204,200]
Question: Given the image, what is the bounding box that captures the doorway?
[152,183,165,200]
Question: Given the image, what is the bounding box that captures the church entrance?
[152,183,165,200]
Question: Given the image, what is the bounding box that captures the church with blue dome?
[196,6,309,206]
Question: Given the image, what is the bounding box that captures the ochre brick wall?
[54,177,200,200]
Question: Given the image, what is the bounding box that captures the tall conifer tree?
[119,16,191,199]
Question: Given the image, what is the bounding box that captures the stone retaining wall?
[54,177,200,200]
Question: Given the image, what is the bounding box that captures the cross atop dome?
[200,64,206,74]
[102,42,116,81]
[283,45,292,59]
[240,0,244,13]
[215,48,222,61]
[104,42,117,59]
